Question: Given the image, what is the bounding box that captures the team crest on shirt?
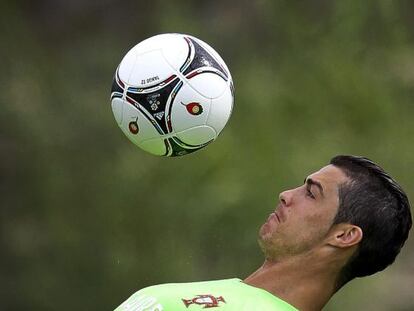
[182,294,226,308]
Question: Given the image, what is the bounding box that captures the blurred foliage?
[1,0,414,310]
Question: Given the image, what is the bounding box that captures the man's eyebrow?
[304,177,325,197]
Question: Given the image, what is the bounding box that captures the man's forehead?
[307,164,349,187]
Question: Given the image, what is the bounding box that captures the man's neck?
[244,251,342,311]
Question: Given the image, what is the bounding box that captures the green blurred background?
[2,0,414,310]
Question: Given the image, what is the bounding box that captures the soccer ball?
[110,33,234,157]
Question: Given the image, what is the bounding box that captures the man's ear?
[327,224,363,248]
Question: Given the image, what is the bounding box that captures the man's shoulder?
[115,278,298,311]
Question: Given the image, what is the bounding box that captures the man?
[115,155,412,311]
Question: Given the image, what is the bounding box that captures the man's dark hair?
[330,155,412,289]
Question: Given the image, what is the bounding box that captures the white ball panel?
[123,49,175,87]
[206,86,233,134]
[120,34,180,61]
[176,126,216,145]
[132,34,173,51]
[139,138,167,156]
[187,73,227,99]
[117,50,137,85]
[119,99,161,143]
[118,34,189,88]
[171,82,211,132]
[111,98,124,125]
[160,34,190,71]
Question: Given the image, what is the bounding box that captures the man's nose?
[279,189,293,206]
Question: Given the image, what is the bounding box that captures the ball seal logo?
[181,102,203,116]
[128,117,139,134]
[148,93,161,111]
[182,294,226,308]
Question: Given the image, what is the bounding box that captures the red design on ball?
[182,102,203,115]
[128,120,139,134]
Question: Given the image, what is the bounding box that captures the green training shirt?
[115,278,298,311]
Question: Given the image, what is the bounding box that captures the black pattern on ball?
[182,37,229,79]
[126,78,180,134]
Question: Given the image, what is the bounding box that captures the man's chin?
[258,233,275,256]
[259,221,275,237]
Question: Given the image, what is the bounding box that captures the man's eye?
[306,188,315,199]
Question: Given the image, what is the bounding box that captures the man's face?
[259,164,349,260]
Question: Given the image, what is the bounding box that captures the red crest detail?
[181,102,203,115]
[128,118,139,134]
[182,294,226,308]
